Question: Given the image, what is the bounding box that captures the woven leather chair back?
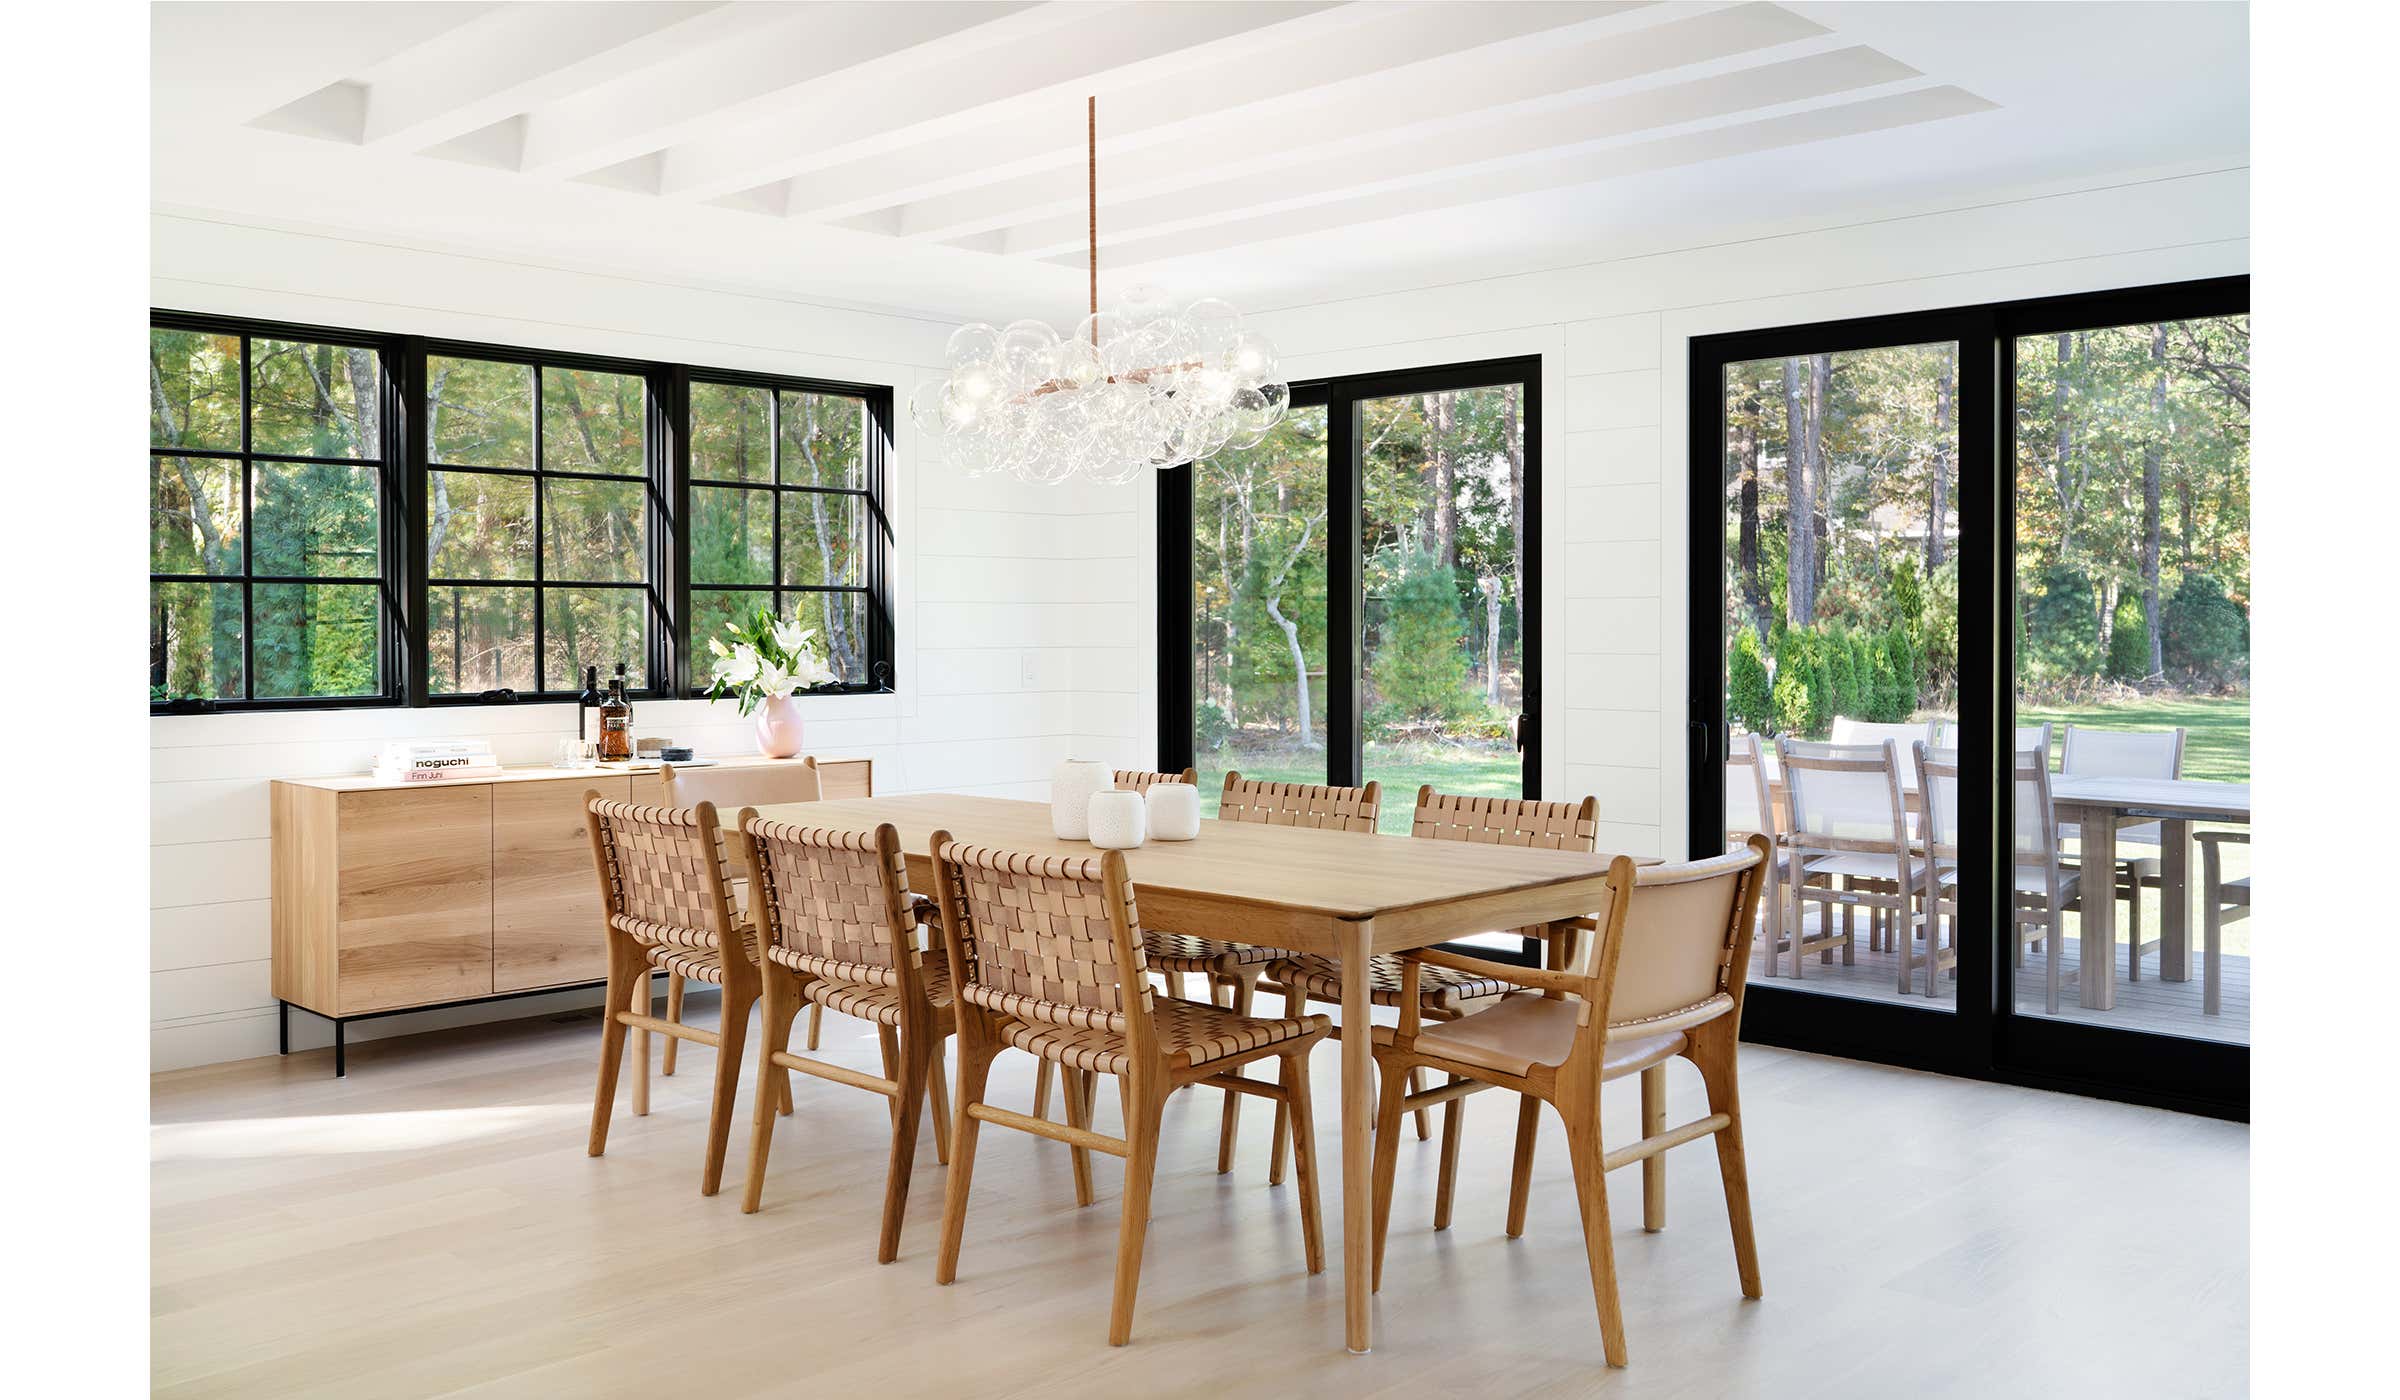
[744,818,913,985]
[1113,767,1197,792]
[935,842,1150,1032]
[1411,786,1599,941]
[586,798,736,952]
[1219,773,1382,831]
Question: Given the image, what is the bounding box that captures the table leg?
[2079,808,2118,1011]
[2160,817,2193,982]
[1340,917,1374,1355]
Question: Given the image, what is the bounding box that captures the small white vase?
[1051,758,1114,840]
[753,694,804,758]
[1087,789,1147,850]
[1145,782,1201,841]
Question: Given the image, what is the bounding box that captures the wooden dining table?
[2050,774,2251,1011]
[723,792,1620,1355]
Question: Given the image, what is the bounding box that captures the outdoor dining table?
[718,792,1621,1355]
[2050,774,2252,1010]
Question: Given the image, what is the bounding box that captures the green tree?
[1728,629,1773,734]
[1370,538,1473,726]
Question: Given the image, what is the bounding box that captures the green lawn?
[2014,694,2249,782]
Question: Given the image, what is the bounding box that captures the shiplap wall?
[1225,165,2251,864]
[149,213,1150,1070]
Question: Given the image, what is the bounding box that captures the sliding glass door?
[1690,279,2246,1118]
[1169,357,1542,836]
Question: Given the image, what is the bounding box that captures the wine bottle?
[578,665,601,746]
[598,665,633,762]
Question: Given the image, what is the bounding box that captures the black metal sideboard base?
[279,979,615,1077]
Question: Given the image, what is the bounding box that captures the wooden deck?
[1750,910,2250,1045]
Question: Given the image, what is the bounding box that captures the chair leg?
[588,948,636,1157]
[2126,868,2144,981]
[1032,1059,1054,1121]
[927,1041,952,1166]
[1564,1111,1629,1367]
[877,1026,901,1127]
[934,1039,998,1286]
[2203,900,2224,1016]
[1107,1075,1168,1346]
[742,972,802,1214]
[1063,1065,1096,1207]
[1506,1092,1540,1238]
[1433,1079,1465,1231]
[1217,972,1255,1174]
[1267,982,1306,1186]
[805,1000,823,1051]
[1369,1056,1408,1291]
[662,974,685,1076]
[701,985,753,1197]
[1688,1031,1762,1299]
[1640,1063,1667,1233]
[877,1030,930,1264]
[1409,1067,1432,1141]
[1280,1046,1326,1275]
[631,970,652,1118]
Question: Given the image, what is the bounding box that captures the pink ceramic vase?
[753,694,804,758]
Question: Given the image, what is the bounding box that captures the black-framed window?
[1685,275,2249,1122]
[149,320,401,707]
[684,376,890,688]
[149,309,896,713]
[423,350,656,698]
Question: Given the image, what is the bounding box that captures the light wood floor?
[153,994,2249,1399]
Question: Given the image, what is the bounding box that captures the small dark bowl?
[658,746,696,763]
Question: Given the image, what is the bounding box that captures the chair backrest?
[1579,840,1769,1031]
[1219,772,1382,831]
[2012,749,2064,880]
[740,816,919,993]
[662,760,823,810]
[2016,722,2053,766]
[1831,716,1936,751]
[1113,767,1198,792]
[930,838,1152,1040]
[1778,739,1908,855]
[1724,731,1776,843]
[2060,725,2184,781]
[1915,743,1960,862]
[805,755,875,799]
[583,796,743,953]
[1410,787,1597,850]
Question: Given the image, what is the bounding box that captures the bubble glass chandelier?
[907,98,1289,486]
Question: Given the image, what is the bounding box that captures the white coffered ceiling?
[150,1,2249,324]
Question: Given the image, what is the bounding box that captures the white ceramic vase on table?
[1144,782,1201,841]
[1050,758,1114,840]
[1087,790,1147,849]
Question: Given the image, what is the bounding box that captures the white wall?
[1153,165,2248,865]
[149,213,1150,1070]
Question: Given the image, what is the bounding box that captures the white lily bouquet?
[704,607,839,715]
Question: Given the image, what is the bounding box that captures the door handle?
[1689,719,1714,765]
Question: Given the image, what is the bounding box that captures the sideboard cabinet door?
[493,776,632,992]
[336,785,494,1013]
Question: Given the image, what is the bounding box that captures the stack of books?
[372,740,502,784]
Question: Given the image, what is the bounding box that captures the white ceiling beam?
[775,0,1662,224]
[514,1,1052,179]
[871,1,1831,243]
[653,1,1345,202]
[1054,84,2000,270]
[190,2,503,135]
[353,2,742,151]
[998,45,1921,257]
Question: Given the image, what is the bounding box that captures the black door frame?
[1159,354,1545,795]
[1686,276,2248,1121]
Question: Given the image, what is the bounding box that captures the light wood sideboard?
[270,754,872,1073]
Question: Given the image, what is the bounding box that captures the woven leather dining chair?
[928,834,1331,1346]
[654,761,826,1081]
[1368,837,1771,1367]
[1267,786,1600,1229]
[734,814,954,1258]
[583,795,770,1196]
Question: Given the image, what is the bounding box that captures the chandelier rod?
[1087,95,1098,338]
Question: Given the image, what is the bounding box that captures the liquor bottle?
[598,665,634,762]
[578,665,601,746]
